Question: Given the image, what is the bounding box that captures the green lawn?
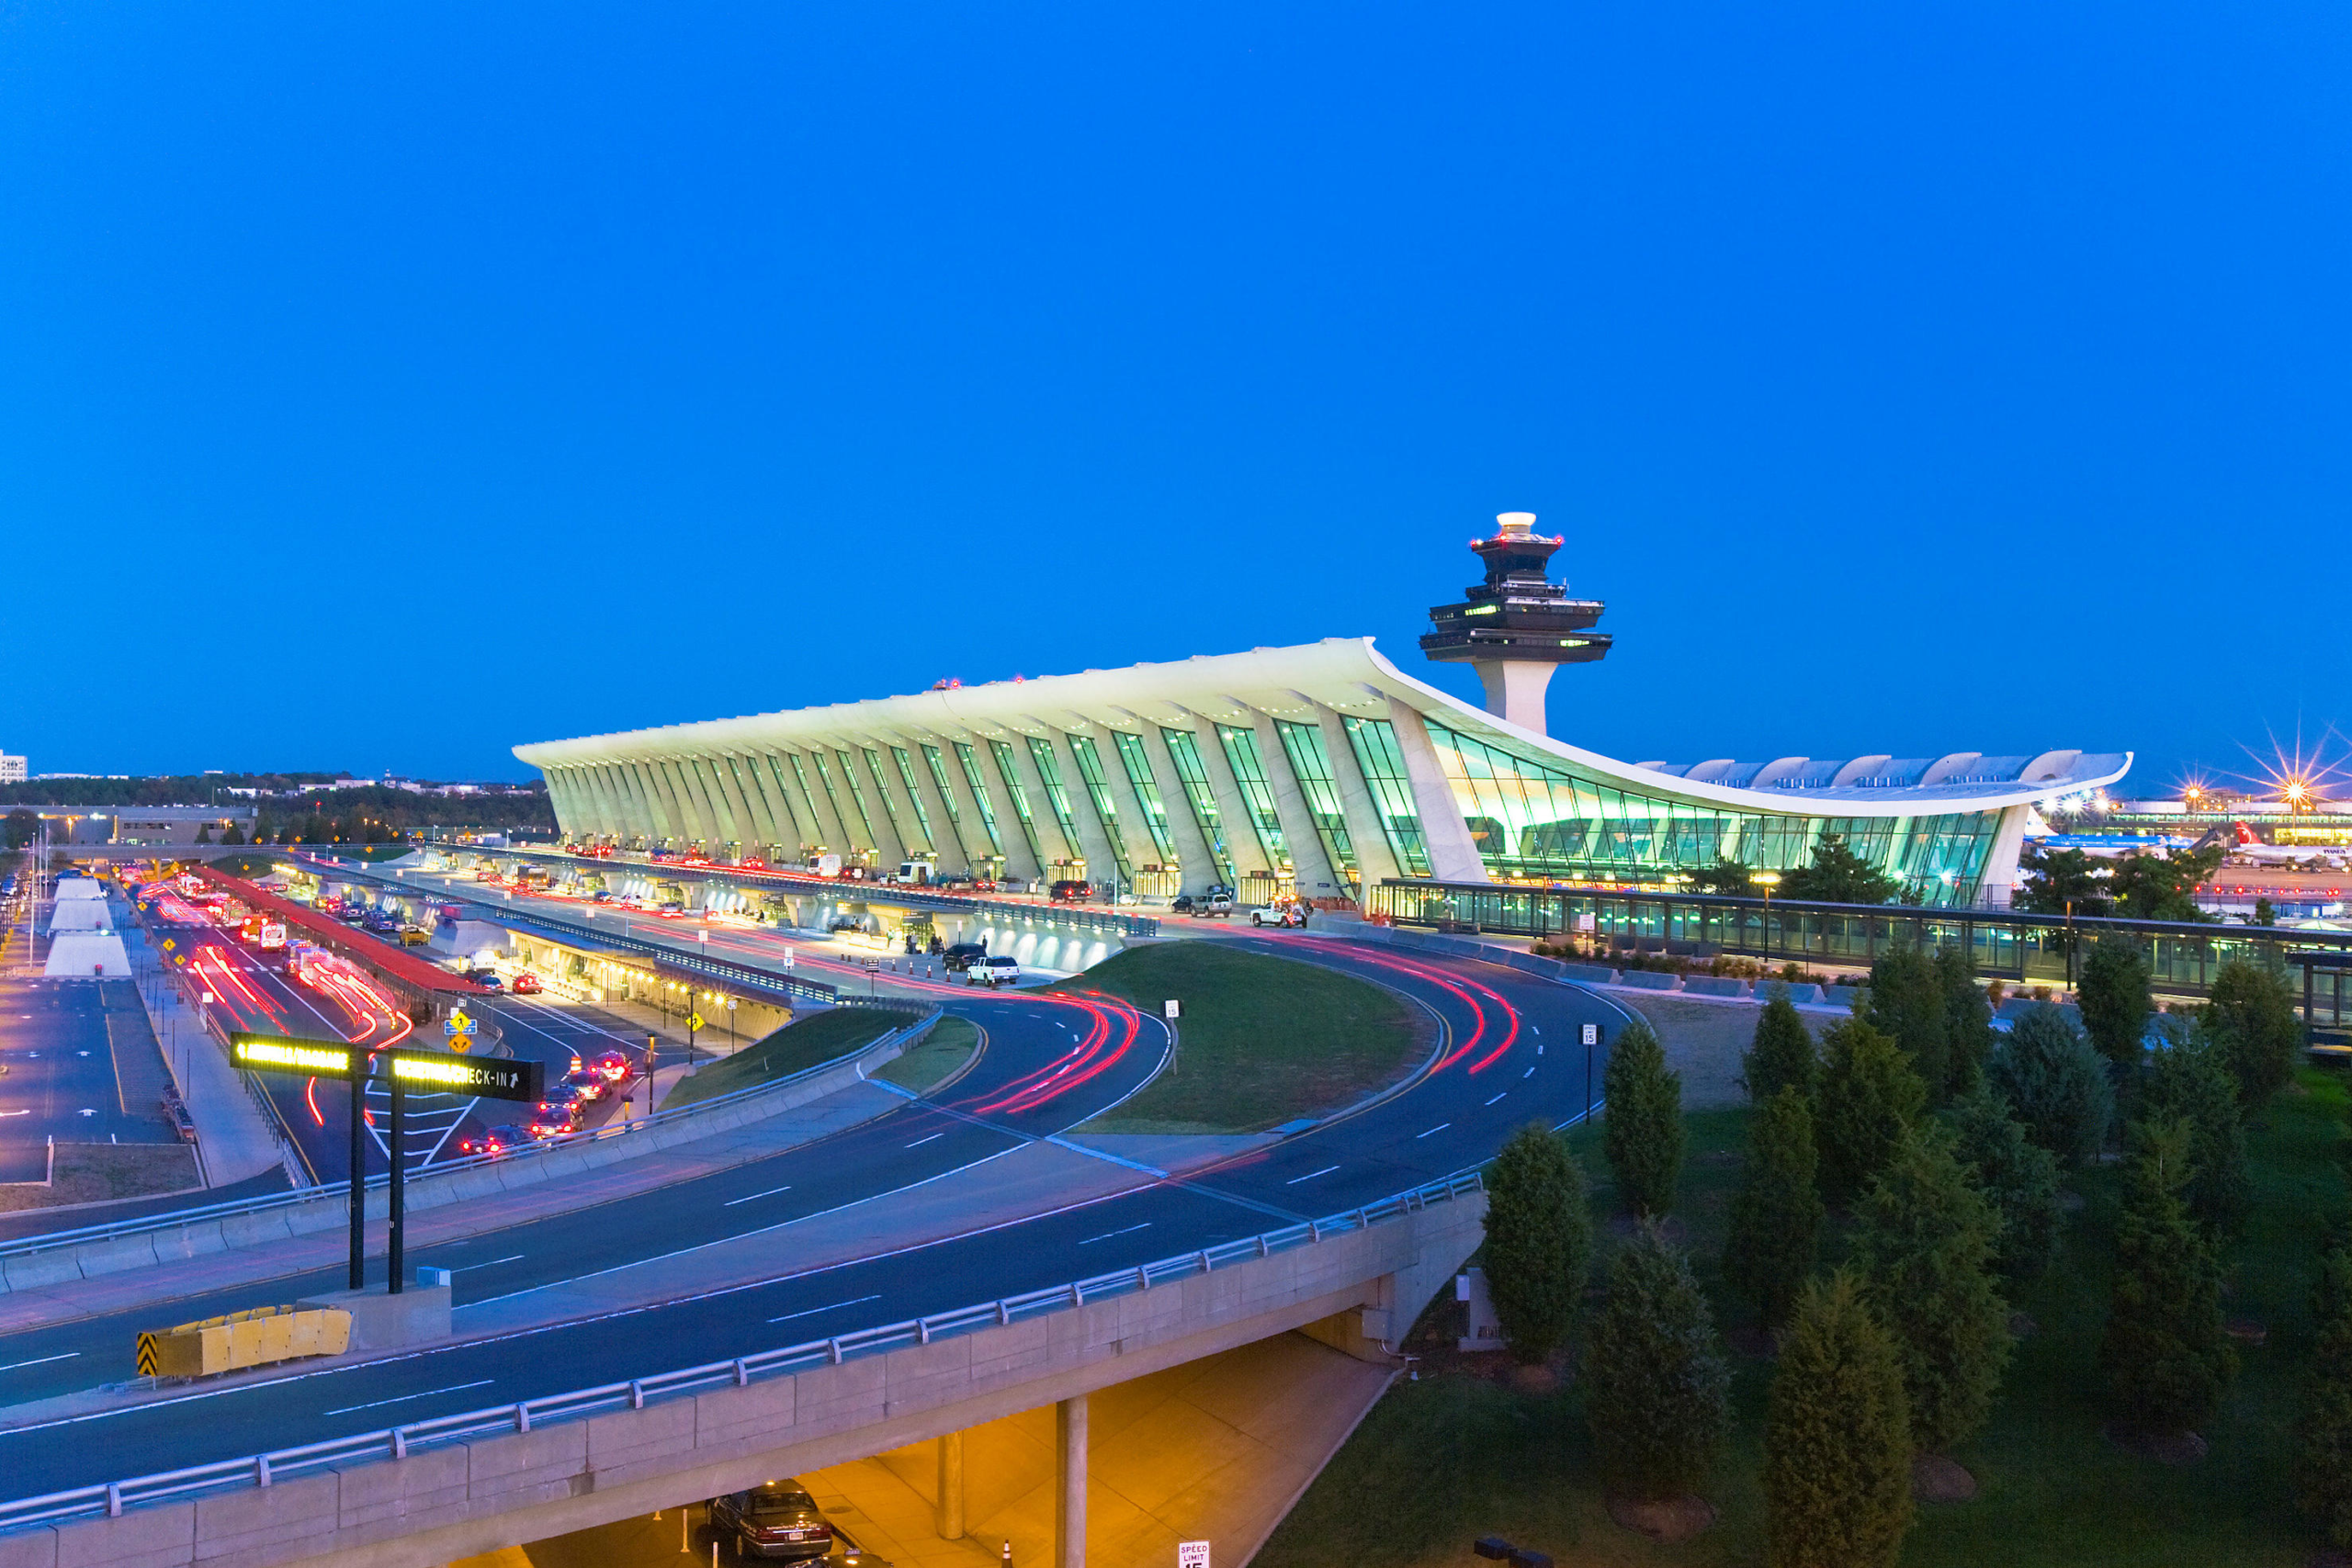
[1063,941,1428,1134]
[659,1005,917,1111]
[875,1016,981,1094]
[1260,1070,2351,1568]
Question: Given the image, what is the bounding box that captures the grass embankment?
[1064,942,1427,1135]
[1261,1070,2351,1568]
[875,1016,981,1095]
[660,1006,917,1111]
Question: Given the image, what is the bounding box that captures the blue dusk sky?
[3,4,2346,795]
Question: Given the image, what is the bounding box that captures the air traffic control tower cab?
[1419,511,1611,737]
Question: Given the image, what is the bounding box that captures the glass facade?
[919,744,965,846]
[1026,736,1087,860]
[989,739,1055,863]
[1340,716,1432,876]
[830,750,881,852]
[1216,723,1290,871]
[1273,719,1358,889]
[1421,720,2000,904]
[756,754,805,845]
[1065,736,1136,881]
[953,741,1005,856]
[889,746,939,854]
[1111,731,1179,866]
[787,752,831,848]
[1160,728,1236,886]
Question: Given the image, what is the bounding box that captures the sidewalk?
[115,913,301,1190]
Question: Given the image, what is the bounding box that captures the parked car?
[963,954,1022,987]
[709,1481,833,1562]
[941,942,989,973]
[510,972,543,995]
[465,968,505,990]
[1173,894,1235,917]
[1250,905,1304,929]
[399,926,431,946]
[1048,880,1092,903]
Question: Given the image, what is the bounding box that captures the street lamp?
[1753,871,1781,959]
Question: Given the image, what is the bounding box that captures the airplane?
[2194,821,2349,871]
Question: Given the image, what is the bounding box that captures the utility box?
[1456,1268,1503,1353]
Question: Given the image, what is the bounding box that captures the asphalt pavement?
[0,976,182,1184]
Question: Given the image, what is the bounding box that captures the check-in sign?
[232,1033,359,1079]
[386,1050,542,1102]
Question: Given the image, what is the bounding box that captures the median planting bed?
[1065,942,1428,1134]
[659,1005,917,1111]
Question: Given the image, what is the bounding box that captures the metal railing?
[0,1010,937,1262]
[0,1167,1482,1534]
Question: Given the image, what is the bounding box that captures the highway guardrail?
[136,1305,352,1379]
[0,1164,1487,1532]
[0,1008,938,1265]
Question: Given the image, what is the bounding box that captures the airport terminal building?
[514,518,2130,908]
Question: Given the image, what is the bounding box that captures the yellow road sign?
[161,939,175,952]
[450,1037,471,1055]
[136,1333,159,1378]
[688,1013,705,1032]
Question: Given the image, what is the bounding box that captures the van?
[964,954,1022,987]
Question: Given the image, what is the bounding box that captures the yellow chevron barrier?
[135,1304,352,1379]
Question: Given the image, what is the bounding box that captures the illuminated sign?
[229,1034,543,1101]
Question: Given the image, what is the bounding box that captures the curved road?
[0,921,1626,1504]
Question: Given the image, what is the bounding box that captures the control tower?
[1419,512,1611,737]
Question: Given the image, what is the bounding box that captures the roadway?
[0,887,1626,1506]
[0,977,181,1184]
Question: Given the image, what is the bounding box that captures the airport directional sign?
[229,1033,543,1102]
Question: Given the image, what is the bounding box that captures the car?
[1172,893,1235,917]
[589,889,616,902]
[466,969,505,991]
[709,1481,833,1562]
[964,954,1022,987]
[526,1110,579,1139]
[510,972,543,995]
[399,927,431,946]
[1049,879,1092,903]
[941,942,989,973]
[457,1123,526,1159]
[1250,905,1304,929]
[587,1048,633,1085]
[560,1067,606,1103]
[824,914,865,934]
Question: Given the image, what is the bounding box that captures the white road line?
[1530,1024,1540,1035]
[1415,1123,1449,1139]
[1484,1092,1506,1106]
[906,1133,944,1148]
[768,1294,882,1325]
[450,1255,524,1272]
[324,1380,494,1416]
[1078,1222,1152,1246]
[1521,1066,1535,1079]
[1284,1165,1340,1185]
[723,1184,795,1208]
[0,1352,78,1373]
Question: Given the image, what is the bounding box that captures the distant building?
[0,753,23,784]
[32,806,255,845]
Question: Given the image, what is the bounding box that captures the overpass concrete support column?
[1057,1393,1088,1568]
[935,1428,965,1540]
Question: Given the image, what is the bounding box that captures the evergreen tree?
[1938,949,1994,1100]
[1724,1087,1823,1329]
[1603,1019,1683,1218]
[1778,832,1902,906]
[1866,947,1951,1106]
[1763,1272,1914,1568]
[1479,1122,1593,1365]
[2203,955,2301,1118]
[2101,1119,2237,1438]
[1987,1003,2114,1168]
[1815,1019,1927,1208]
[1743,992,1818,1105]
[2140,1030,2251,1238]
[2296,1246,2352,1551]
[1852,1125,2011,1451]
[2078,941,2154,1073]
[1948,1083,2064,1284]
[1586,1224,1732,1502]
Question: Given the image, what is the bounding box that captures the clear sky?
[4,4,2346,796]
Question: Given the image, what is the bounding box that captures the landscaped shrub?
[1603,1019,1684,1218]
[1743,992,1818,1104]
[2203,955,2301,1118]
[1815,1019,1927,1208]
[1948,1083,2064,1284]
[1867,947,1952,1105]
[1763,1272,1913,1568]
[2100,1119,2237,1439]
[2078,940,2154,1072]
[1479,1122,1592,1365]
[2140,1027,2251,1238]
[1724,1087,1822,1329]
[1585,1224,1731,1503]
[1987,1003,2114,1168]
[2296,1245,2352,1551]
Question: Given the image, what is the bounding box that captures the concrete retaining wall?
[0,1018,933,1296]
[2,1193,1485,1568]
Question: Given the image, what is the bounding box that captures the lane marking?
[1284,1165,1340,1185]
[1078,1222,1152,1246]
[905,1133,944,1148]
[1484,1093,1507,1106]
[723,1184,795,1208]
[1415,1123,1449,1139]
[768,1294,882,1325]
[1521,1066,1535,1079]
[450,1255,524,1272]
[0,1352,78,1373]
[324,1380,495,1416]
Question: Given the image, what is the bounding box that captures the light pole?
[1753,872,1781,963]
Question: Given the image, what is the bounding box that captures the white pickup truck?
[963,954,1023,987]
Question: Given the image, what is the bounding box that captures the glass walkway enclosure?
[1367,878,2352,1003]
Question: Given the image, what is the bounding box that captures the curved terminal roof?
[514,637,2132,818]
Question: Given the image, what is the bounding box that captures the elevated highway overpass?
[0,885,1631,1567]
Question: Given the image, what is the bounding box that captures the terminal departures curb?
[0,942,1624,1511]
